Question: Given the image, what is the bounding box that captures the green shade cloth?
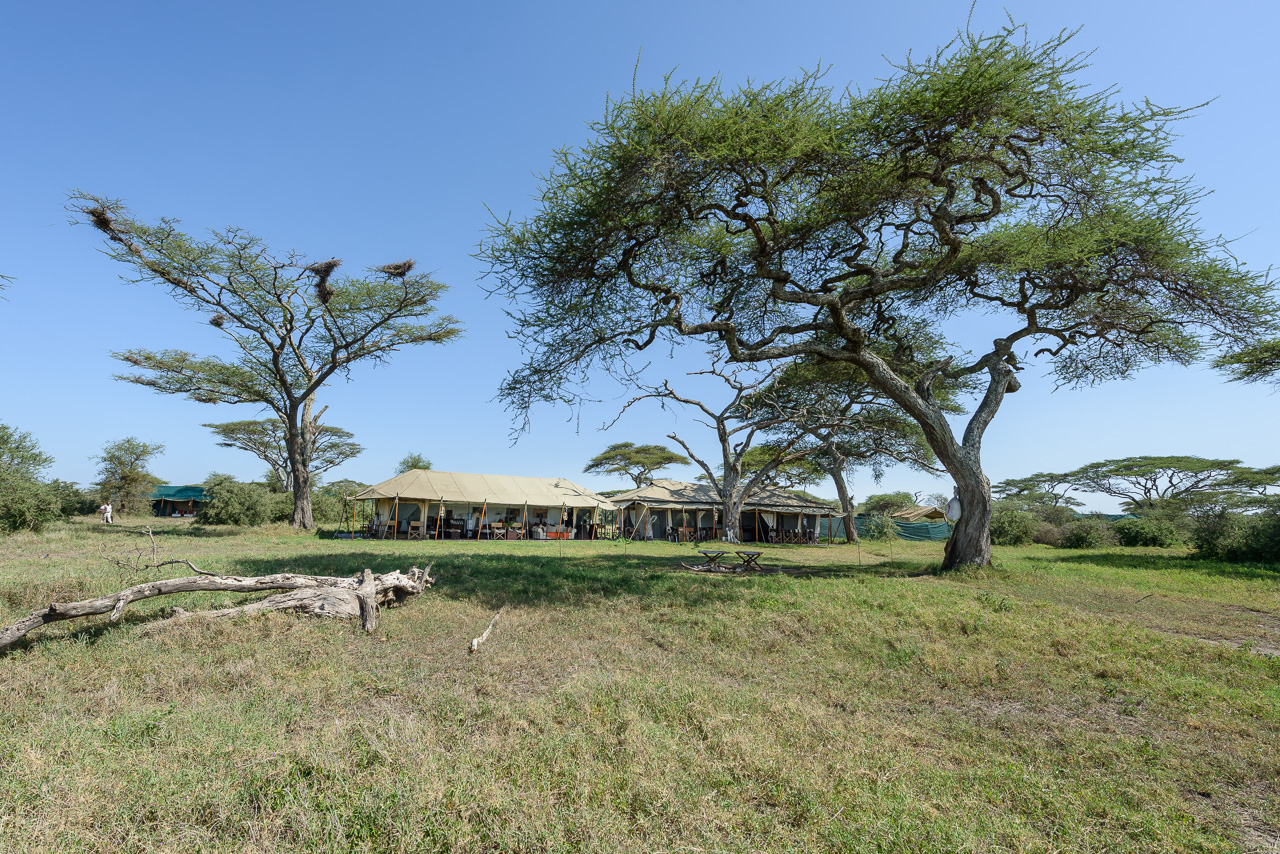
[820,515,954,542]
[150,485,207,502]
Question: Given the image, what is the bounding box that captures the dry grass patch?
[0,521,1275,851]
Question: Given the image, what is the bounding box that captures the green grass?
[0,517,1277,853]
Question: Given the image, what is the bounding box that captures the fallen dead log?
[1,564,434,651]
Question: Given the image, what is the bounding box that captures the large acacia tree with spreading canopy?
[481,25,1275,569]
[72,193,461,528]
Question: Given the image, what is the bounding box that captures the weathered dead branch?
[470,608,503,654]
[1,564,434,651]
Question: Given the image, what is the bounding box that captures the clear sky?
[2,0,1276,511]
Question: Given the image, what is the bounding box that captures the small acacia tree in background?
[583,442,690,488]
[206,420,362,493]
[396,453,433,474]
[481,23,1275,569]
[1063,456,1277,514]
[70,193,461,529]
[93,437,164,515]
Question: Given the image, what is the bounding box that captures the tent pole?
[391,495,400,540]
[522,502,527,539]
[435,497,445,540]
[754,508,759,543]
[478,499,487,541]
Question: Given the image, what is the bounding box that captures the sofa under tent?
[609,479,837,543]
[344,470,616,540]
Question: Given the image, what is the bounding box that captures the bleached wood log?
[0,564,434,651]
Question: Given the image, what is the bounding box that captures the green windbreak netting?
[819,516,954,542]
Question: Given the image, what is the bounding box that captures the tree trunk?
[826,465,858,544]
[941,463,993,571]
[287,398,315,529]
[291,467,313,529]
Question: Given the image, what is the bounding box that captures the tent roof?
[891,505,948,522]
[353,470,616,509]
[151,485,207,502]
[611,479,834,514]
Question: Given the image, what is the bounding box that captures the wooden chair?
[406,521,423,540]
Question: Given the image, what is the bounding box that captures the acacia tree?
[1064,456,1278,512]
[93,437,165,514]
[71,194,461,528]
[754,349,952,543]
[480,25,1275,569]
[205,419,363,493]
[583,442,690,488]
[992,473,1082,508]
[610,360,854,543]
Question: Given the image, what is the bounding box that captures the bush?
[199,474,271,526]
[46,480,98,517]
[861,514,900,541]
[1113,517,1181,548]
[1192,510,1280,563]
[1033,522,1063,547]
[0,474,62,533]
[311,490,343,523]
[989,506,1038,546]
[1057,517,1117,549]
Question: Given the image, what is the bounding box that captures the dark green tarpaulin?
[820,516,954,542]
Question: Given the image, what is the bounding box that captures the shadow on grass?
[83,521,243,539]
[228,546,934,609]
[1047,550,1280,581]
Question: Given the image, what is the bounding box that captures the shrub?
[198,474,271,526]
[0,474,62,533]
[861,514,900,541]
[1057,517,1117,549]
[1033,522,1063,547]
[989,506,1038,546]
[1192,510,1280,563]
[46,480,98,517]
[311,490,343,523]
[1113,517,1181,548]
[1035,504,1078,527]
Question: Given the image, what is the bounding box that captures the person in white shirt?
[101,502,113,524]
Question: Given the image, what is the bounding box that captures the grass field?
[0,518,1277,853]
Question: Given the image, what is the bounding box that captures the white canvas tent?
[610,479,835,543]
[350,470,616,540]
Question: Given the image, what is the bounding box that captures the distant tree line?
[988,456,1280,561]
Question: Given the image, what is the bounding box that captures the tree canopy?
[1063,456,1279,512]
[1215,340,1280,388]
[582,442,690,488]
[93,437,164,514]
[70,193,461,528]
[480,22,1275,568]
[396,453,433,474]
[205,420,362,493]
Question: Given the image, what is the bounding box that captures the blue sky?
[2,0,1276,511]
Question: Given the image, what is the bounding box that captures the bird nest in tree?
[209,313,226,327]
[377,260,415,278]
[86,206,114,234]
[304,259,341,282]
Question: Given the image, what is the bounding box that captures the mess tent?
[347,470,616,540]
[610,479,836,543]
